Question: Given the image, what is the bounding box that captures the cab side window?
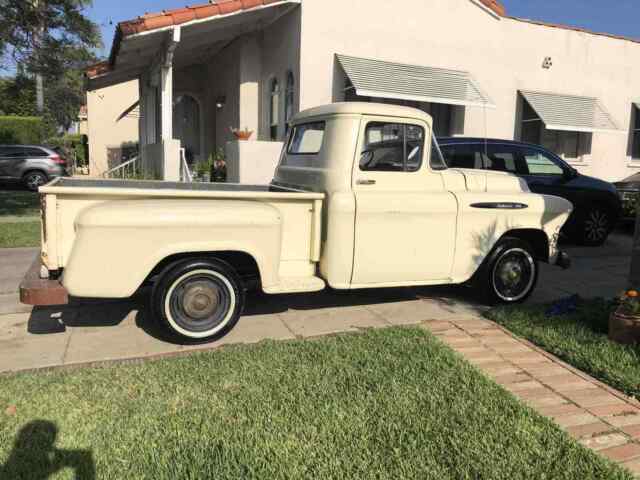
[360,122,424,172]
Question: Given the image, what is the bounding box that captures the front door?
[351,117,458,285]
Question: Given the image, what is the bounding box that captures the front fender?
[62,199,282,298]
[451,192,572,283]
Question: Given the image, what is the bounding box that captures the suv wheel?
[151,258,245,343]
[23,171,48,191]
[477,237,538,305]
[576,206,611,246]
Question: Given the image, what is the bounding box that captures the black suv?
[438,138,622,246]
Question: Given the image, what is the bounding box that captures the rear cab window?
[281,121,326,169]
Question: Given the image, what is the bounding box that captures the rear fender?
[62,199,282,298]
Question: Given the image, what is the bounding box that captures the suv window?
[485,145,522,174]
[0,146,24,158]
[521,148,564,176]
[360,122,424,172]
[23,147,48,157]
[440,144,483,169]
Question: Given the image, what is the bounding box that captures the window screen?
[360,122,424,172]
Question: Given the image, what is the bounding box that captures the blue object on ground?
[546,295,581,317]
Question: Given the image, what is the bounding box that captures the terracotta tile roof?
[118,0,285,36]
[86,61,111,79]
[477,0,506,17]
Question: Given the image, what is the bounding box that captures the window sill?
[628,162,640,168]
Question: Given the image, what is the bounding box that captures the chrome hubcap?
[492,248,535,302]
[585,210,608,242]
[182,281,220,320]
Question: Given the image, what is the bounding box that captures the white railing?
[180,148,193,183]
[102,155,140,179]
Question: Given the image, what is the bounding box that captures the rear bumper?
[555,250,571,270]
[19,256,68,306]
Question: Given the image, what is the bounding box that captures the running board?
[263,276,326,294]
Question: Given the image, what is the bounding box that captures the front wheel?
[477,237,538,305]
[151,258,245,343]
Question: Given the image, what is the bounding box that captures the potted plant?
[230,126,253,141]
[609,290,640,344]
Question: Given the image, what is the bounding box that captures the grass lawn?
[0,328,629,479]
[486,299,640,400]
[0,222,40,248]
[0,189,41,248]
[0,190,40,218]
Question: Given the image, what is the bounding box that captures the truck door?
[351,117,458,285]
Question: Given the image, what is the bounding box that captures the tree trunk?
[36,73,44,113]
[33,0,45,113]
[630,201,640,289]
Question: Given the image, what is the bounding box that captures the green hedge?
[0,116,43,144]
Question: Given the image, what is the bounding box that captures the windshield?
[431,137,447,170]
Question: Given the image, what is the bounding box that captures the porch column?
[238,34,262,138]
[158,27,181,181]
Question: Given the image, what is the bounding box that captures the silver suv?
[0,145,68,191]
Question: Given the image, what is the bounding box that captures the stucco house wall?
[86,79,140,177]
[298,0,640,182]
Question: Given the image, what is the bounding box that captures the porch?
[86,1,301,182]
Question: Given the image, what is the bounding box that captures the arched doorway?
[173,94,201,165]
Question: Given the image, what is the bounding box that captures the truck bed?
[39,178,324,276]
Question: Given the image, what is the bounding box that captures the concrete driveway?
[0,230,632,374]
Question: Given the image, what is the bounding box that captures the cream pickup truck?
[21,103,572,342]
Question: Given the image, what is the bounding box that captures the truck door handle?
[357,179,376,186]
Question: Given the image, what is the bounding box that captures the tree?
[0,0,101,114]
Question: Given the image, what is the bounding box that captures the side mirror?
[563,167,577,181]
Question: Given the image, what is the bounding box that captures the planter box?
[609,308,640,344]
[224,140,283,184]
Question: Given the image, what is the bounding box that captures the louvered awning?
[337,54,494,108]
[520,90,620,133]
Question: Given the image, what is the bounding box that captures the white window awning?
[337,54,494,108]
[634,101,640,110]
[520,90,620,133]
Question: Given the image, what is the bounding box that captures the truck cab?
[22,103,573,343]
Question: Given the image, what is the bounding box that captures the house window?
[269,78,280,141]
[632,105,640,160]
[520,97,590,161]
[285,71,295,135]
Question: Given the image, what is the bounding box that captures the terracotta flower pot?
[231,130,253,141]
[609,307,640,345]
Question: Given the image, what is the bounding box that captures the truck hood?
[452,168,530,194]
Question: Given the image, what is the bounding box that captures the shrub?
[45,133,88,166]
[0,116,44,144]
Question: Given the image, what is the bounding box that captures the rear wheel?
[23,171,48,191]
[477,237,538,305]
[151,258,245,343]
